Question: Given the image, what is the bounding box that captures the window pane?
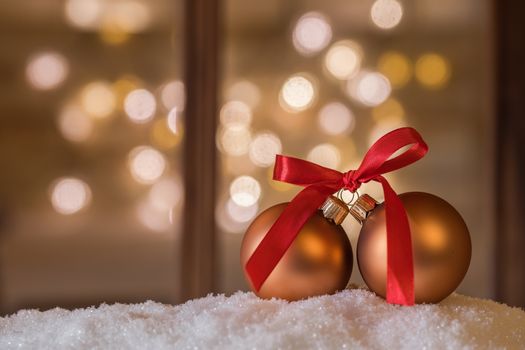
[218,0,493,298]
[0,0,184,312]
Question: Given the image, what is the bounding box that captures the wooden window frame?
[181,0,221,301]
[495,0,525,307]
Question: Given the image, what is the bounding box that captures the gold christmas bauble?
[356,192,471,304]
[240,198,353,301]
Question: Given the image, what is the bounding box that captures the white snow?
[1,288,524,349]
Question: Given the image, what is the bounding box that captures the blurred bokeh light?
[377,51,412,88]
[220,100,252,127]
[160,80,186,112]
[415,53,451,89]
[370,0,403,29]
[26,51,69,90]
[50,178,92,215]
[307,143,342,169]
[226,198,259,224]
[230,176,261,207]
[124,88,157,124]
[324,41,362,80]
[248,132,282,167]
[347,71,392,106]
[64,0,103,30]
[218,125,252,156]
[293,12,332,56]
[279,74,316,112]
[80,81,116,119]
[318,102,355,136]
[57,104,94,142]
[150,117,182,150]
[148,177,183,212]
[128,146,167,184]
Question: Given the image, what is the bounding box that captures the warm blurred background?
[0,0,185,313]
[0,0,523,315]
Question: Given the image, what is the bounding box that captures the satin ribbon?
[245,127,428,305]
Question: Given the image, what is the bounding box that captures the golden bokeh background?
[0,0,502,313]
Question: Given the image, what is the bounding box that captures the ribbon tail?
[245,185,335,291]
[376,177,415,306]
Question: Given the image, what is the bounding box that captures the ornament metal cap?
[349,194,378,224]
[320,196,350,225]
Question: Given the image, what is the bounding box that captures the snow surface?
[1,288,524,349]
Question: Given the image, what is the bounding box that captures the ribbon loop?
[245,127,428,306]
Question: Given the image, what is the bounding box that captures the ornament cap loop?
[349,194,378,224]
[320,196,350,225]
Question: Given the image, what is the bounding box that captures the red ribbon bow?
[245,127,428,305]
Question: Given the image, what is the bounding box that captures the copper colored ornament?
[241,196,353,301]
[354,192,471,304]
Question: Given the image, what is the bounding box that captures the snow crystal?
[1,288,524,349]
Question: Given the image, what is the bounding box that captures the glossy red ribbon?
[245,127,428,305]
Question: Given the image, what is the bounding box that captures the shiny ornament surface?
[241,203,353,301]
[357,192,471,303]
